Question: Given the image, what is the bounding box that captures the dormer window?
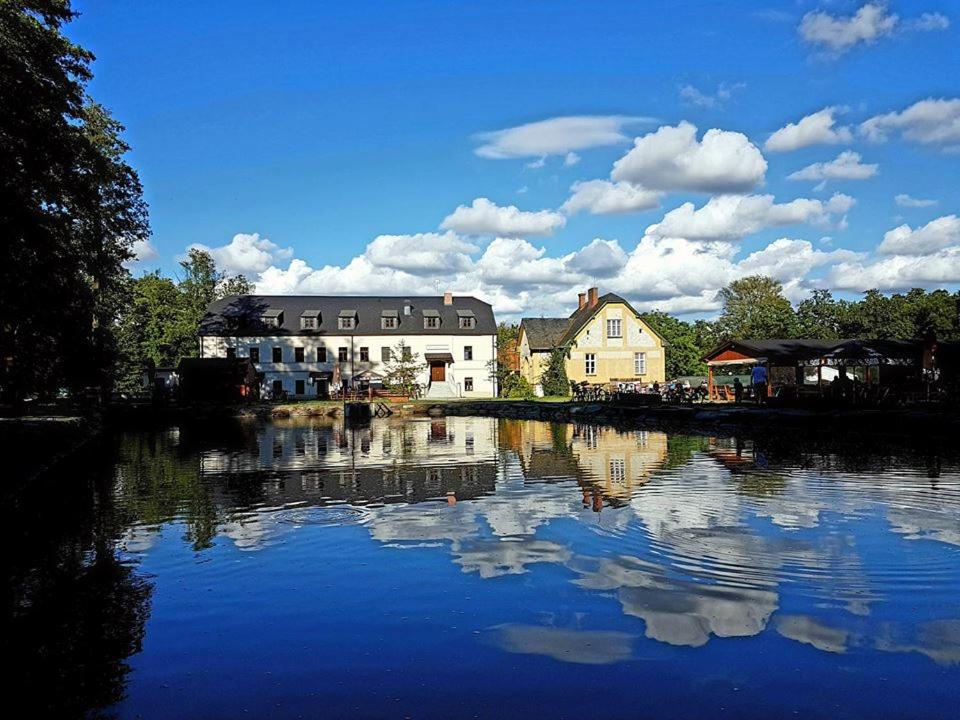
[300,310,320,330]
[457,309,476,329]
[261,308,283,328]
[381,309,399,329]
[338,310,356,330]
[423,309,440,329]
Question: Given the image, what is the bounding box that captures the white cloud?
[563,151,581,167]
[128,239,158,264]
[787,150,878,186]
[895,193,938,208]
[611,121,767,193]
[860,98,960,148]
[365,231,478,275]
[189,232,293,275]
[798,3,898,52]
[678,82,744,109]
[738,238,860,283]
[475,237,577,289]
[909,12,950,32]
[765,107,853,152]
[561,180,662,215]
[440,197,566,237]
[564,239,628,277]
[878,215,960,255]
[473,115,650,159]
[647,192,854,242]
[827,249,960,291]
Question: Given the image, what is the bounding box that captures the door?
[430,363,445,382]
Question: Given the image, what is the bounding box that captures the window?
[295,379,305,395]
[338,316,355,330]
[381,346,391,363]
[424,316,439,329]
[338,347,348,362]
[249,346,260,363]
[585,353,596,375]
[634,352,646,375]
[382,317,397,329]
[464,377,474,392]
[401,345,412,361]
[317,346,327,362]
[262,316,279,328]
[226,347,236,359]
[610,458,626,484]
[300,316,317,330]
[360,346,369,362]
[294,347,304,362]
[459,317,476,329]
[464,345,473,361]
[272,347,282,363]
[606,319,622,338]
[272,379,283,396]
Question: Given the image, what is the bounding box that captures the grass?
[272,395,574,413]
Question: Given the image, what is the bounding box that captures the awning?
[354,370,384,380]
[425,352,454,363]
[309,370,333,379]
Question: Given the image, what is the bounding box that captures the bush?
[541,346,570,397]
[503,374,535,399]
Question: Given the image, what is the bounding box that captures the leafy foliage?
[383,342,427,396]
[715,276,798,340]
[541,345,570,396]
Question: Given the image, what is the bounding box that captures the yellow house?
[518,287,666,393]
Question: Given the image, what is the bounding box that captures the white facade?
[200,332,497,398]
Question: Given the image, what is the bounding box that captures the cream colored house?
[518,287,666,393]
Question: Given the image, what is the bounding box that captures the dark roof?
[520,318,569,351]
[704,338,924,364]
[520,293,662,351]
[199,295,496,337]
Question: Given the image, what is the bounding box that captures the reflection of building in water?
[499,419,668,506]
[197,416,498,507]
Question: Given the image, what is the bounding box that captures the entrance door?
[430,362,446,382]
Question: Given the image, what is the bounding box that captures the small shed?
[177,357,259,403]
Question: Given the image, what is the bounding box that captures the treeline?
[641,276,960,378]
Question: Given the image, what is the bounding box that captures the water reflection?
[6,416,960,718]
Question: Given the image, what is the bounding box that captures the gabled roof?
[702,338,923,364]
[520,318,569,351]
[199,295,496,337]
[520,293,663,351]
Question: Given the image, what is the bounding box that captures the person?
[652,380,660,395]
[751,364,768,404]
[733,377,744,404]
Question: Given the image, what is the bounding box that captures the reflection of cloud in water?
[876,619,960,666]
[776,615,849,654]
[454,538,572,579]
[484,623,635,665]
[571,555,779,647]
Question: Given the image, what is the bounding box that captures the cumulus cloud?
[738,238,860,283]
[561,180,662,215]
[798,3,898,52]
[860,98,960,148]
[475,237,577,289]
[473,115,650,159]
[127,239,159,265]
[611,121,767,193]
[909,12,950,32]
[765,107,853,152]
[440,197,566,237]
[564,152,581,167]
[878,215,960,255]
[564,238,629,277]
[787,150,878,186]
[647,192,855,242]
[190,232,293,275]
[895,193,938,208]
[365,231,478,275]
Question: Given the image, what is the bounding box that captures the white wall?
[201,333,497,397]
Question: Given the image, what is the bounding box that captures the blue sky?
[72,1,960,318]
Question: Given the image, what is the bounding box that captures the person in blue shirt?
[751,364,768,404]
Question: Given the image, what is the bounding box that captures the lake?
[6,416,960,719]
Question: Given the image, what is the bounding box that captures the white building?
[199,293,498,398]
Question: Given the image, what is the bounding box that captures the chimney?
[587,287,599,308]
[578,292,587,310]
[443,291,453,306]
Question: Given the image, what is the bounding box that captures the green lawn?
[272,395,573,413]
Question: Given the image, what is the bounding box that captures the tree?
[383,342,427,397]
[642,311,707,377]
[795,290,845,340]
[540,346,570,397]
[0,1,149,401]
[715,276,797,340]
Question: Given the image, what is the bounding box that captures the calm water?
[5,416,960,719]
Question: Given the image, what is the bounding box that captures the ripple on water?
[271,505,367,527]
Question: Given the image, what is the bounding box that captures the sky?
[71,0,960,320]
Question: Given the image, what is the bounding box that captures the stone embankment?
[425,400,960,438]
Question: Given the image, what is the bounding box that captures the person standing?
[751,364,768,404]
[733,377,744,404]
